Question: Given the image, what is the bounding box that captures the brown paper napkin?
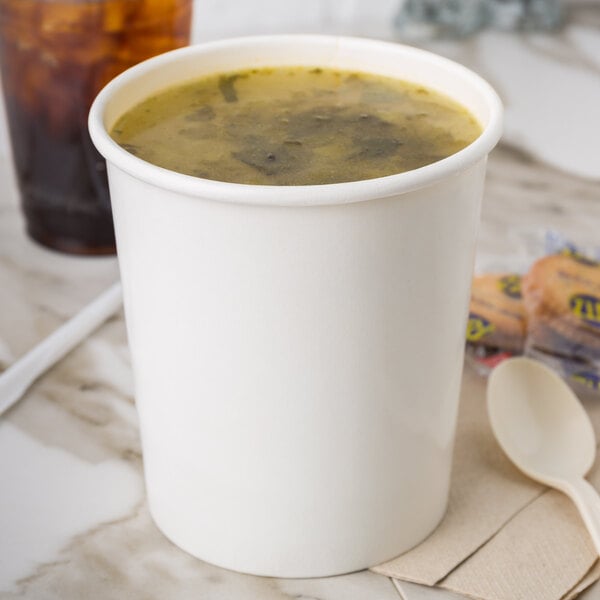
[372,365,600,600]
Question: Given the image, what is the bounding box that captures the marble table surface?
[2,4,600,599]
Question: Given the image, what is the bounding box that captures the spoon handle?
[562,477,600,556]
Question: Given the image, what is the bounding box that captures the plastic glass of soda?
[0,0,192,254]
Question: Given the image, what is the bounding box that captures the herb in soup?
[111,67,482,185]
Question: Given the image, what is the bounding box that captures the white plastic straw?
[0,282,123,417]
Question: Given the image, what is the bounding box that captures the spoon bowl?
[488,356,596,483]
[487,356,600,555]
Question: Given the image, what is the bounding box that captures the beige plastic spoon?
[487,356,600,554]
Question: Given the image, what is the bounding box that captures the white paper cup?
[89,35,502,578]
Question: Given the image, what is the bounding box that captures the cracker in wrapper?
[522,251,600,362]
[466,241,600,395]
[521,249,600,395]
[467,273,527,353]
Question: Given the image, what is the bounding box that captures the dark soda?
[0,0,192,254]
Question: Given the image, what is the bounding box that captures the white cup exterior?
[89,35,502,578]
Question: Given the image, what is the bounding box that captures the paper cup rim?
[89,34,503,207]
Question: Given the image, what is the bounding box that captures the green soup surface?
[111,67,482,186]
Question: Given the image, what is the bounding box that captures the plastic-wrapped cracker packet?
[465,273,526,374]
[521,248,600,396]
[466,234,600,394]
[522,252,600,362]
